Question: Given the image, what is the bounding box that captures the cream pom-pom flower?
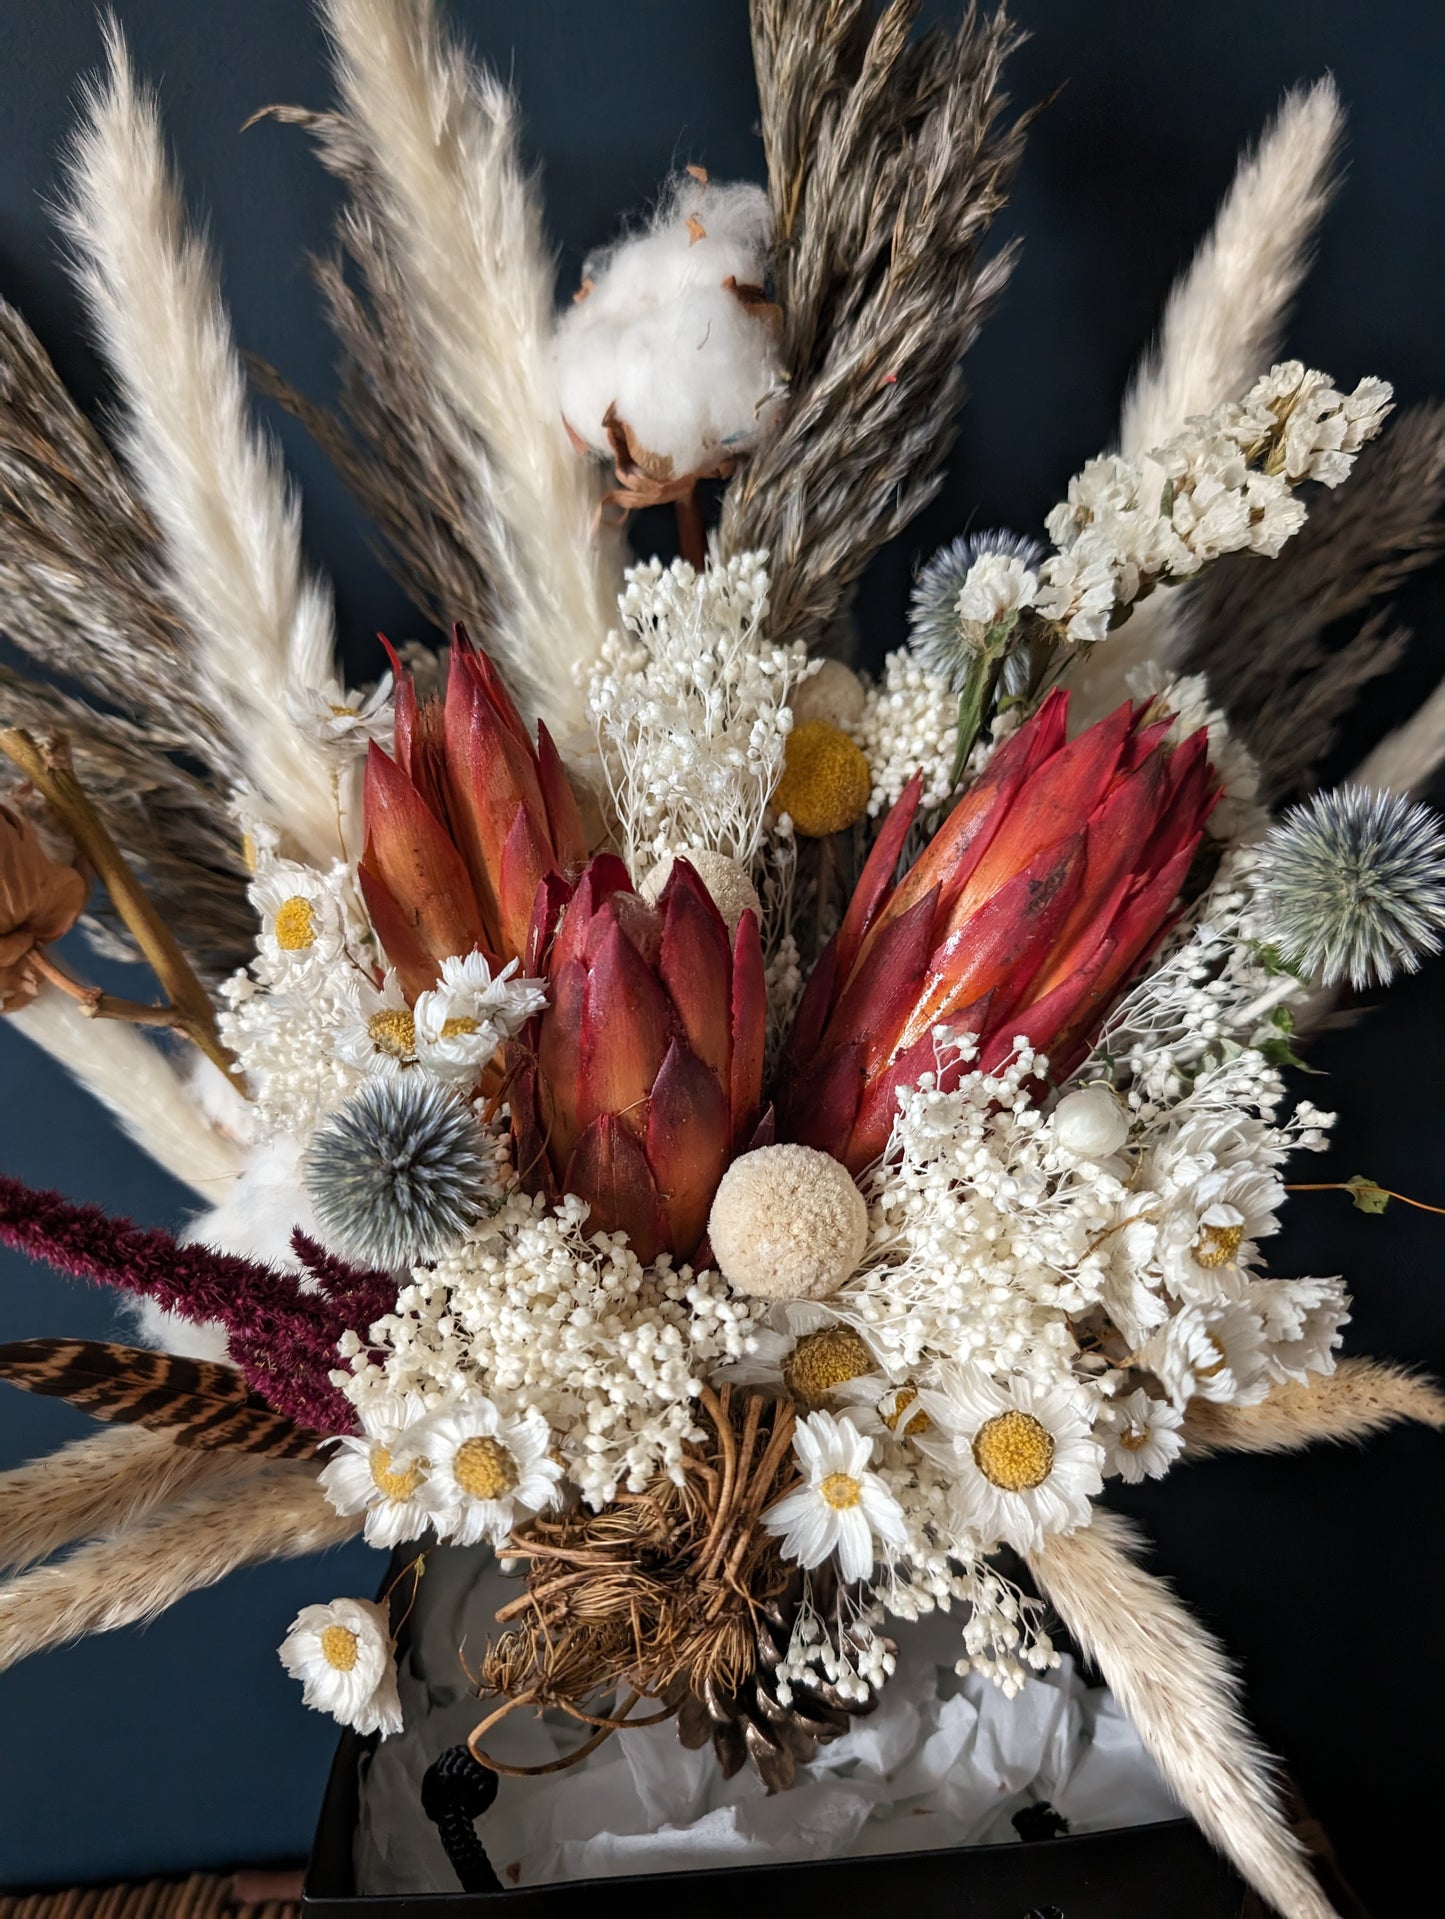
[318,1390,435,1548]
[413,953,548,1084]
[407,1399,563,1548]
[764,1410,907,1583]
[919,1368,1104,1554]
[278,1597,403,1738]
[637,848,762,936]
[1097,1387,1185,1484]
[708,1142,868,1300]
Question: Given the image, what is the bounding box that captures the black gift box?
[304,1722,1252,1915]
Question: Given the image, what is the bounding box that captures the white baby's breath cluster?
[850,647,958,816]
[1029,363,1392,645]
[338,1190,764,1511]
[587,552,812,869]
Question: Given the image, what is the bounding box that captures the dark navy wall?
[1,0,1442,1903]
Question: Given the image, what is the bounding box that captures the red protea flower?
[780,692,1218,1174]
[510,855,766,1264]
[360,628,587,998]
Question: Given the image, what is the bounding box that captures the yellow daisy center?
[972,1410,1056,1492]
[453,1435,518,1502]
[274,896,317,951]
[883,1386,932,1436]
[819,1471,862,1511]
[329,702,358,717]
[369,1445,421,1502]
[1192,1222,1244,1268]
[782,1327,874,1410]
[319,1624,359,1672]
[368,1008,417,1058]
[1118,1423,1150,1453]
[1196,1333,1229,1380]
[772,721,872,838]
[440,1015,479,1039]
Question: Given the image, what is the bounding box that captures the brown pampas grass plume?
[1029,1510,1338,1919]
[720,1,1031,654]
[1184,1358,1445,1459]
[0,1428,256,1576]
[0,1466,360,1672]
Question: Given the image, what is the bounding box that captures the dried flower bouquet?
[2,6,1444,1915]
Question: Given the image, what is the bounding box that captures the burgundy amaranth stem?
[291,1230,399,1338]
[0,1174,358,1433]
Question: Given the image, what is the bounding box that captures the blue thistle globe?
[305,1078,493,1270]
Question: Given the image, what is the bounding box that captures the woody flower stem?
[674,484,706,571]
[0,728,246,1093]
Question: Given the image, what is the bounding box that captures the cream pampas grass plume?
[1029,1510,1337,1919]
[0,1466,361,1672]
[1353,679,1445,798]
[0,1428,254,1575]
[1185,1358,1445,1459]
[62,23,340,867]
[1072,79,1343,718]
[9,986,246,1201]
[316,0,613,749]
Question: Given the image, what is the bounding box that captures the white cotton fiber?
[553,175,784,479]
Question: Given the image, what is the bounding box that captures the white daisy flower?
[1255,1276,1349,1385]
[251,861,349,980]
[413,954,548,1085]
[764,1410,907,1583]
[1145,1300,1269,1408]
[1156,1162,1283,1305]
[288,675,395,756]
[278,1596,403,1738]
[1098,1387,1185,1484]
[409,1399,563,1548]
[318,1392,435,1549]
[917,1368,1104,1555]
[333,969,418,1078]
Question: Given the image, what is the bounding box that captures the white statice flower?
[1098,1388,1184,1484]
[333,969,418,1078]
[954,550,1039,629]
[413,954,548,1084]
[287,675,395,756]
[407,1398,562,1548]
[1232,362,1394,485]
[1144,1299,1269,1408]
[1035,535,1121,645]
[765,1411,907,1582]
[318,1391,435,1548]
[251,861,351,982]
[850,647,958,816]
[919,1368,1103,1554]
[1255,1276,1349,1384]
[588,552,810,868]
[278,1597,403,1738]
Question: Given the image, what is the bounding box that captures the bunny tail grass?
[0,1467,360,1671]
[1184,1358,1445,1459]
[1029,1510,1338,1919]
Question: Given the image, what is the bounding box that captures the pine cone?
[675,1581,889,1793]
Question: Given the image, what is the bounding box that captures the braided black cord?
[420,1745,503,1894]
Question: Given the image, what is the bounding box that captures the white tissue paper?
[353,1545,1179,1893]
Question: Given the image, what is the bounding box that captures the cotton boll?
[1053,1086,1130,1161]
[554,175,783,478]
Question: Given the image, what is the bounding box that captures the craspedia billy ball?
[772,721,871,838]
[305,1077,494,1270]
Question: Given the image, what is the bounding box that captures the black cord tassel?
[420,1744,503,1894]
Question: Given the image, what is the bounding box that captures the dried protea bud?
[0,799,87,1010]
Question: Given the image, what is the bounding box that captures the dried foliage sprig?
[1029,1510,1336,1919]
[1183,402,1445,801]
[720,1,1031,651]
[0,727,242,1085]
[0,302,253,975]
